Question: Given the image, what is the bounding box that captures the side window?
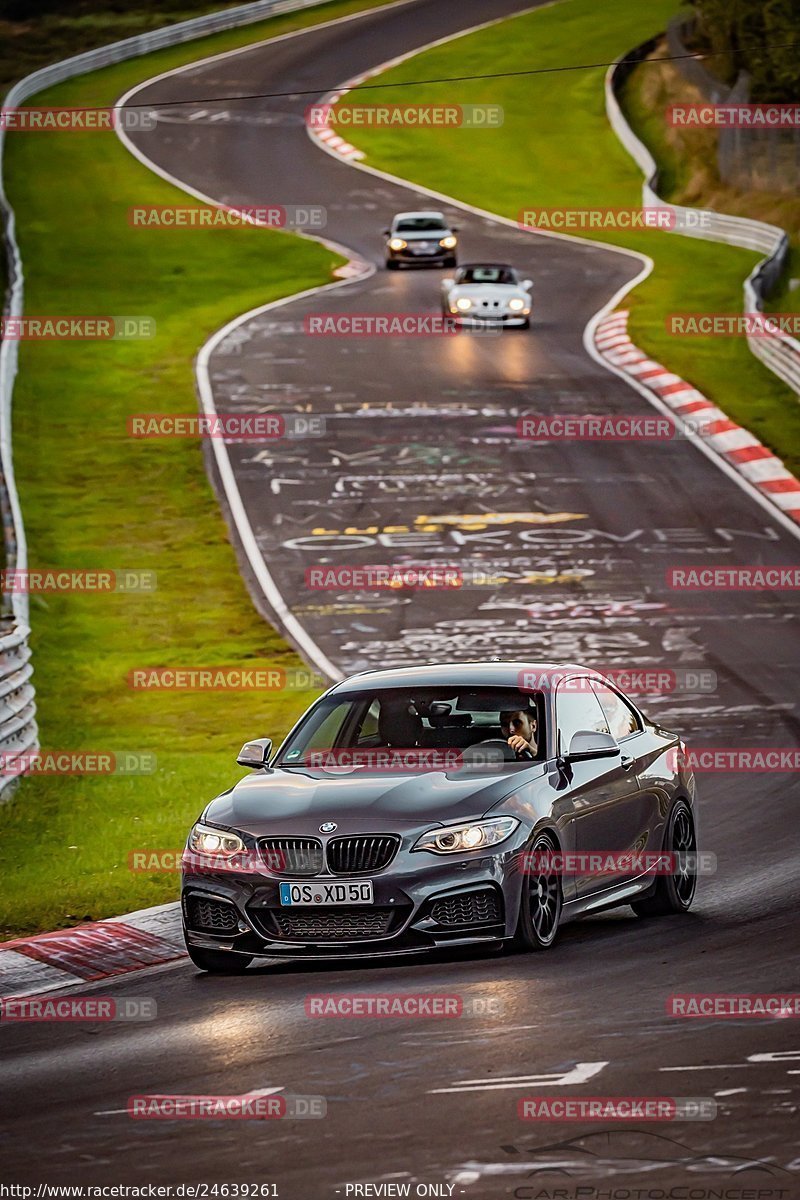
[556,681,609,756]
[592,682,642,741]
[356,700,381,745]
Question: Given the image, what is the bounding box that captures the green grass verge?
[338,0,800,475]
[0,0,391,94]
[0,0,397,939]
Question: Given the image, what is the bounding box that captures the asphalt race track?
[2,0,799,1193]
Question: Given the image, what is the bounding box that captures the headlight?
[413,816,519,854]
[388,237,407,250]
[188,821,245,857]
[439,235,457,249]
[508,298,526,312]
[455,297,473,311]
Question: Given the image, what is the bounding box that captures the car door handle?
[620,754,635,772]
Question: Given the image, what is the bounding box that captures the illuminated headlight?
[413,816,519,855]
[389,237,407,251]
[455,297,473,311]
[188,822,245,857]
[439,235,457,249]
[508,298,526,312]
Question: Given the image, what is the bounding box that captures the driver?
[500,709,538,759]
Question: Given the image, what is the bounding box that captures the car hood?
[202,764,545,837]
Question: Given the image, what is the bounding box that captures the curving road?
[2,0,799,1193]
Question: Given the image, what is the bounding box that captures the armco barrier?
[606,39,800,397]
[0,0,338,799]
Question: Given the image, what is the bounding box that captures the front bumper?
[447,309,530,327]
[182,847,524,959]
[388,243,453,265]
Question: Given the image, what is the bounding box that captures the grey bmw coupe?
[181,661,698,972]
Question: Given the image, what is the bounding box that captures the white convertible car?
[441,262,533,328]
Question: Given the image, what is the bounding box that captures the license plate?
[279,880,374,906]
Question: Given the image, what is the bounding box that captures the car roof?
[393,210,446,220]
[458,262,516,271]
[328,661,607,693]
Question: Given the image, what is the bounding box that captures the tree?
[688,0,800,101]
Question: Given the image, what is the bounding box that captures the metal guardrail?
[606,39,800,398]
[0,0,334,798]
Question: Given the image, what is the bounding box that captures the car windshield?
[458,266,516,285]
[274,686,544,768]
[394,217,447,232]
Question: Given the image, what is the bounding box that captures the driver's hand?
[507,735,532,755]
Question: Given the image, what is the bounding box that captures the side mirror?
[442,277,455,287]
[382,228,390,236]
[451,225,460,232]
[522,279,533,290]
[567,730,620,761]
[237,737,273,769]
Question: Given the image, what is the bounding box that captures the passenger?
[499,708,538,758]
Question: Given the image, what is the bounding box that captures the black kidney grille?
[272,908,394,941]
[326,835,399,874]
[259,838,323,875]
[185,895,239,933]
[430,888,502,927]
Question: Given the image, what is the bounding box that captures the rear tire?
[632,800,697,917]
[186,943,253,973]
[513,833,562,950]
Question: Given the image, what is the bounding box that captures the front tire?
[386,259,399,270]
[513,833,562,950]
[632,800,697,917]
[186,942,253,973]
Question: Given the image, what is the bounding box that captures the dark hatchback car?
[182,662,698,972]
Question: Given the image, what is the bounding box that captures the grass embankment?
[0,0,395,938]
[338,0,800,474]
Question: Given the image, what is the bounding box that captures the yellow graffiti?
[414,512,586,533]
